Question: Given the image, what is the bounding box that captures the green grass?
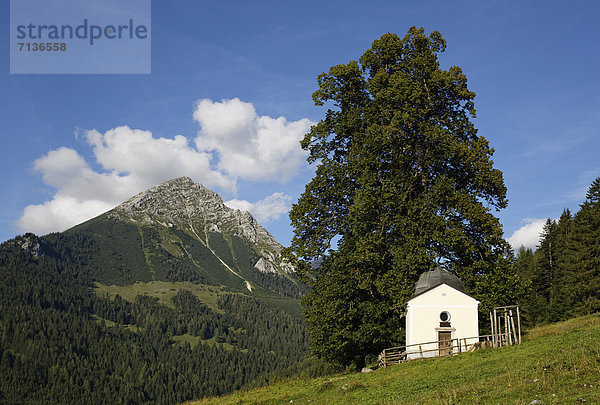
[189,314,600,404]
[171,333,204,349]
[93,280,302,317]
[93,281,224,312]
[155,224,185,258]
[171,334,249,352]
[90,314,141,332]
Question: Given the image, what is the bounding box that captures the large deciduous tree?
[287,28,522,368]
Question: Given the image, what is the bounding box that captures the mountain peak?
[63,177,298,295]
[109,177,287,268]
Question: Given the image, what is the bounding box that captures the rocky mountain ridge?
[108,177,293,277]
[110,178,276,246]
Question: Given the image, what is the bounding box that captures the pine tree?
[561,179,600,315]
[547,209,572,321]
[512,246,543,325]
[536,218,558,309]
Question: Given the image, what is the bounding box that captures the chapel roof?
[413,265,466,297]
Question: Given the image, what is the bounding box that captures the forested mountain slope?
[0,178,311,404]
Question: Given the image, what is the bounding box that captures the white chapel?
[405,266,479,359]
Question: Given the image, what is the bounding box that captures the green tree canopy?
[287,28,523,368]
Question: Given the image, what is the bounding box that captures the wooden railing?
[380,334,499,368]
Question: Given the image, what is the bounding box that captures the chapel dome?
[414,265,466,296]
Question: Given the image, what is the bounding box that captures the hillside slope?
[192,314,600,404]
[0,178,310,404]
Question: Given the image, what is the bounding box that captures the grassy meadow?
[189,314,600,404]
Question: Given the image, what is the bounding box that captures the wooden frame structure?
[489,305,521,348]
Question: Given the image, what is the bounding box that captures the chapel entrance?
[438,331,452,356]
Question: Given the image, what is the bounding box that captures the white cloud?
[225,192,292,224]
[86,126,235,192]
[506,218,549,250]
[16,195,115,235]
[16,99,312,235]
[193,98,313,182]
[16,127,235,234]
[33,147,88,188]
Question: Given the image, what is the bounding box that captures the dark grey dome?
[414,266,466,296]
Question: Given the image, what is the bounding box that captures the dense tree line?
[514,177,600,326]
[253,271,306,299]
[0,233,312,404]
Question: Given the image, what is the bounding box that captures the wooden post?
[509,311,514,345]
[492,310,495,347]
[497,312,501,347]
[508,309,512,344]
[490,312,495,348]
[382,350,386,368]
[516,306,522,345]
[493,308,498,347]
[508,309,515,346]
[499,309,503,347]
[506,310,515,346]
[506,314,510,346]
[499,310,503,346]
[419,345,423,359]
[504,309,510,346]
[509,309,517,345]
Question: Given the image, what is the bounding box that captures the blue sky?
[1,0,599,250]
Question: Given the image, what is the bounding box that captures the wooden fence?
[379,334,495,367]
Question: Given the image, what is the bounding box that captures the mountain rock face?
[110,177,293,274]
[67,177,300,296]
[111,177,278,250]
